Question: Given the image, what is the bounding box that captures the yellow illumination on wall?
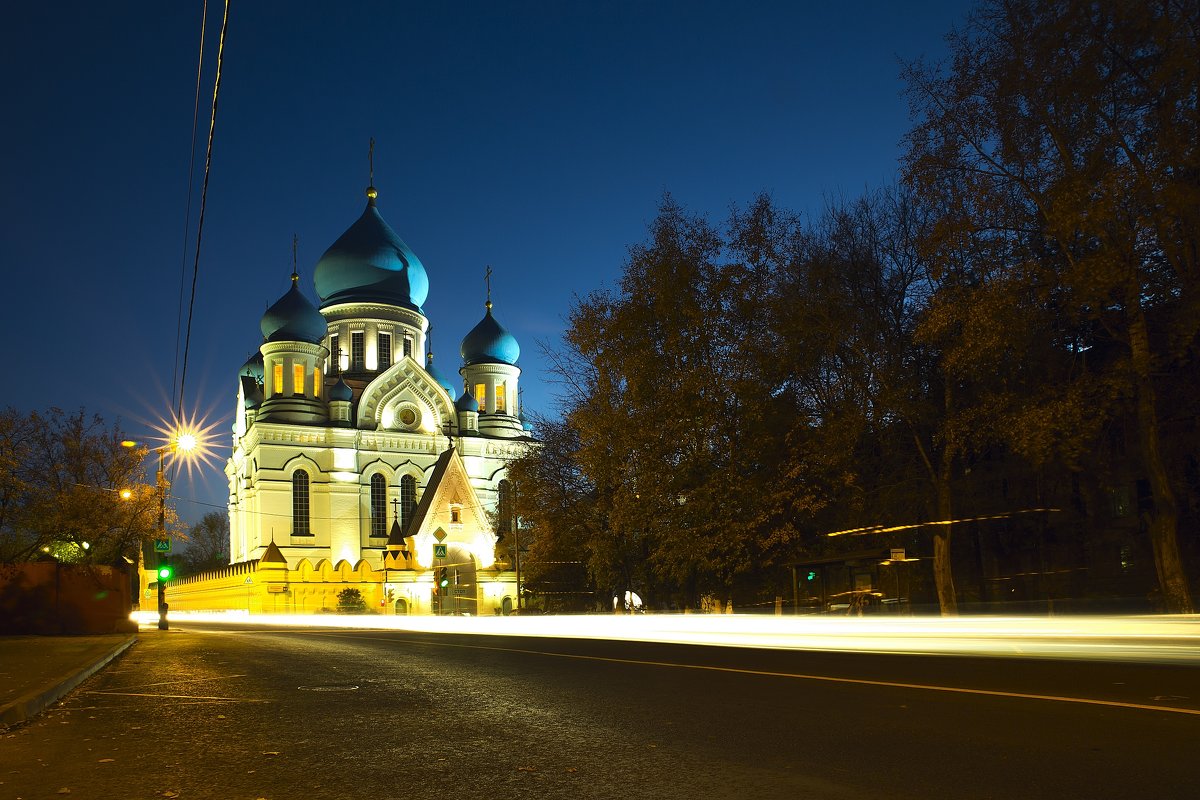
[333,448,357,470]
[274,364,283,396]
[293,364,305,395]
[313,367,321,397]
[475,383,486,410]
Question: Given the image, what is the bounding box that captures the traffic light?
[438,567,449,589]
[157,561,174,581]
[806,570,817,581]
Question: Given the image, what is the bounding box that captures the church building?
[167,181,533,616]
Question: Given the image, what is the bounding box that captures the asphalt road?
[2,622,1197,800]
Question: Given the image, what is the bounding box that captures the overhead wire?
[177,0,232,425]
[171,0,209,416]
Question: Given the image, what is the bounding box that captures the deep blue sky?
[2,0,973,522]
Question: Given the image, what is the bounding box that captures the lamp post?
[124,428,200,631]
[154,448,170,630]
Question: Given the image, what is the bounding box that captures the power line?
[177,0,231,421]
[172,0,208,413]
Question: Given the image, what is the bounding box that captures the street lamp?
[123,427,202,631]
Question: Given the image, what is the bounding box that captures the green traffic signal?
[438,567,449,588]
[806,570,817,581]
[157,564,174,581]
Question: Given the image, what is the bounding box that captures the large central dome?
[313,189,429,311]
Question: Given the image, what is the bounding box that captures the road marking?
[303,630,1200,717]
[96,675,247,690]
[85,691,267,702]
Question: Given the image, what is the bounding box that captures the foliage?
[180,511,230,575]
[511,0,1198,614]
[0,407,182,565]
[902,0,1199,611]
[336,587,368,614]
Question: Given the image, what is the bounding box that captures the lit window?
[378,333,392,370]
[329,334,340,372]
[450,505,461,524]
[403,335,413,358]
[293,363,305,396]
[313,367,322,397]
[370,474,387,537]
[273,364,284,396]
[293,470,311,535]
[495,381,506,413]
[475,383,487,412]
[351,331,365,371]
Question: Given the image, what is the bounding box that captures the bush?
[336,588,368,614]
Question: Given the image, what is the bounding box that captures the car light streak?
[133,610,1200,664]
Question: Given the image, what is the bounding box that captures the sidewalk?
[0,633,136,727]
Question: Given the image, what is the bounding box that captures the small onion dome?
[518,408,533,432]
[261,273,328,344]
[239,351,264,380]
[313,188,429,311]
[455,387,479,413]
[329,376,353,402]
[243,381,264,409]
[425,352,457,400]
[460,301,520,366]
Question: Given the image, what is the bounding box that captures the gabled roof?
[403,447,488,540]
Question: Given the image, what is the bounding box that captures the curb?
[0,636,137,728]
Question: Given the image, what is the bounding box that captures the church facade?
[168,182,533,616]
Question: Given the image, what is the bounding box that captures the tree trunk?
[931,378,959,617]
[1128,297,1194,613]
[933,471,959,616]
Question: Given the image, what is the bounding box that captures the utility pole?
[156,449,170,630]
[512,514,522,612]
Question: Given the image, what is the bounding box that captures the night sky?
[2,0,972,521]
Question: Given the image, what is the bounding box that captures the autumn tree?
[0,407,176,565]
[180,511,230,575]
[507,416,603,608]
[903,0,1198,611]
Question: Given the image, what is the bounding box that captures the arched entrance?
[434,543,479,615]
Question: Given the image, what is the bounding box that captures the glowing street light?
[123,421,209,631]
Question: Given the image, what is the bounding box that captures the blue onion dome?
[460,301,520,366]
[261,273,328,343]
[329,376,353,402]
[243,382,263,409]
[313,187,429,311]
[239,351,264,380]
[455,387,479,413]
[425,351,457,400]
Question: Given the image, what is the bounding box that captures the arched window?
[497,479,513,538]
[400,475,416,534]
[370,473,387,537]
[292,470,311,535]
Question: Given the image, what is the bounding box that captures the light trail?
[135,611,1200,664]
[825,508,1062,537]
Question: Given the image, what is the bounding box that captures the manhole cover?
[296,685,359,692]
